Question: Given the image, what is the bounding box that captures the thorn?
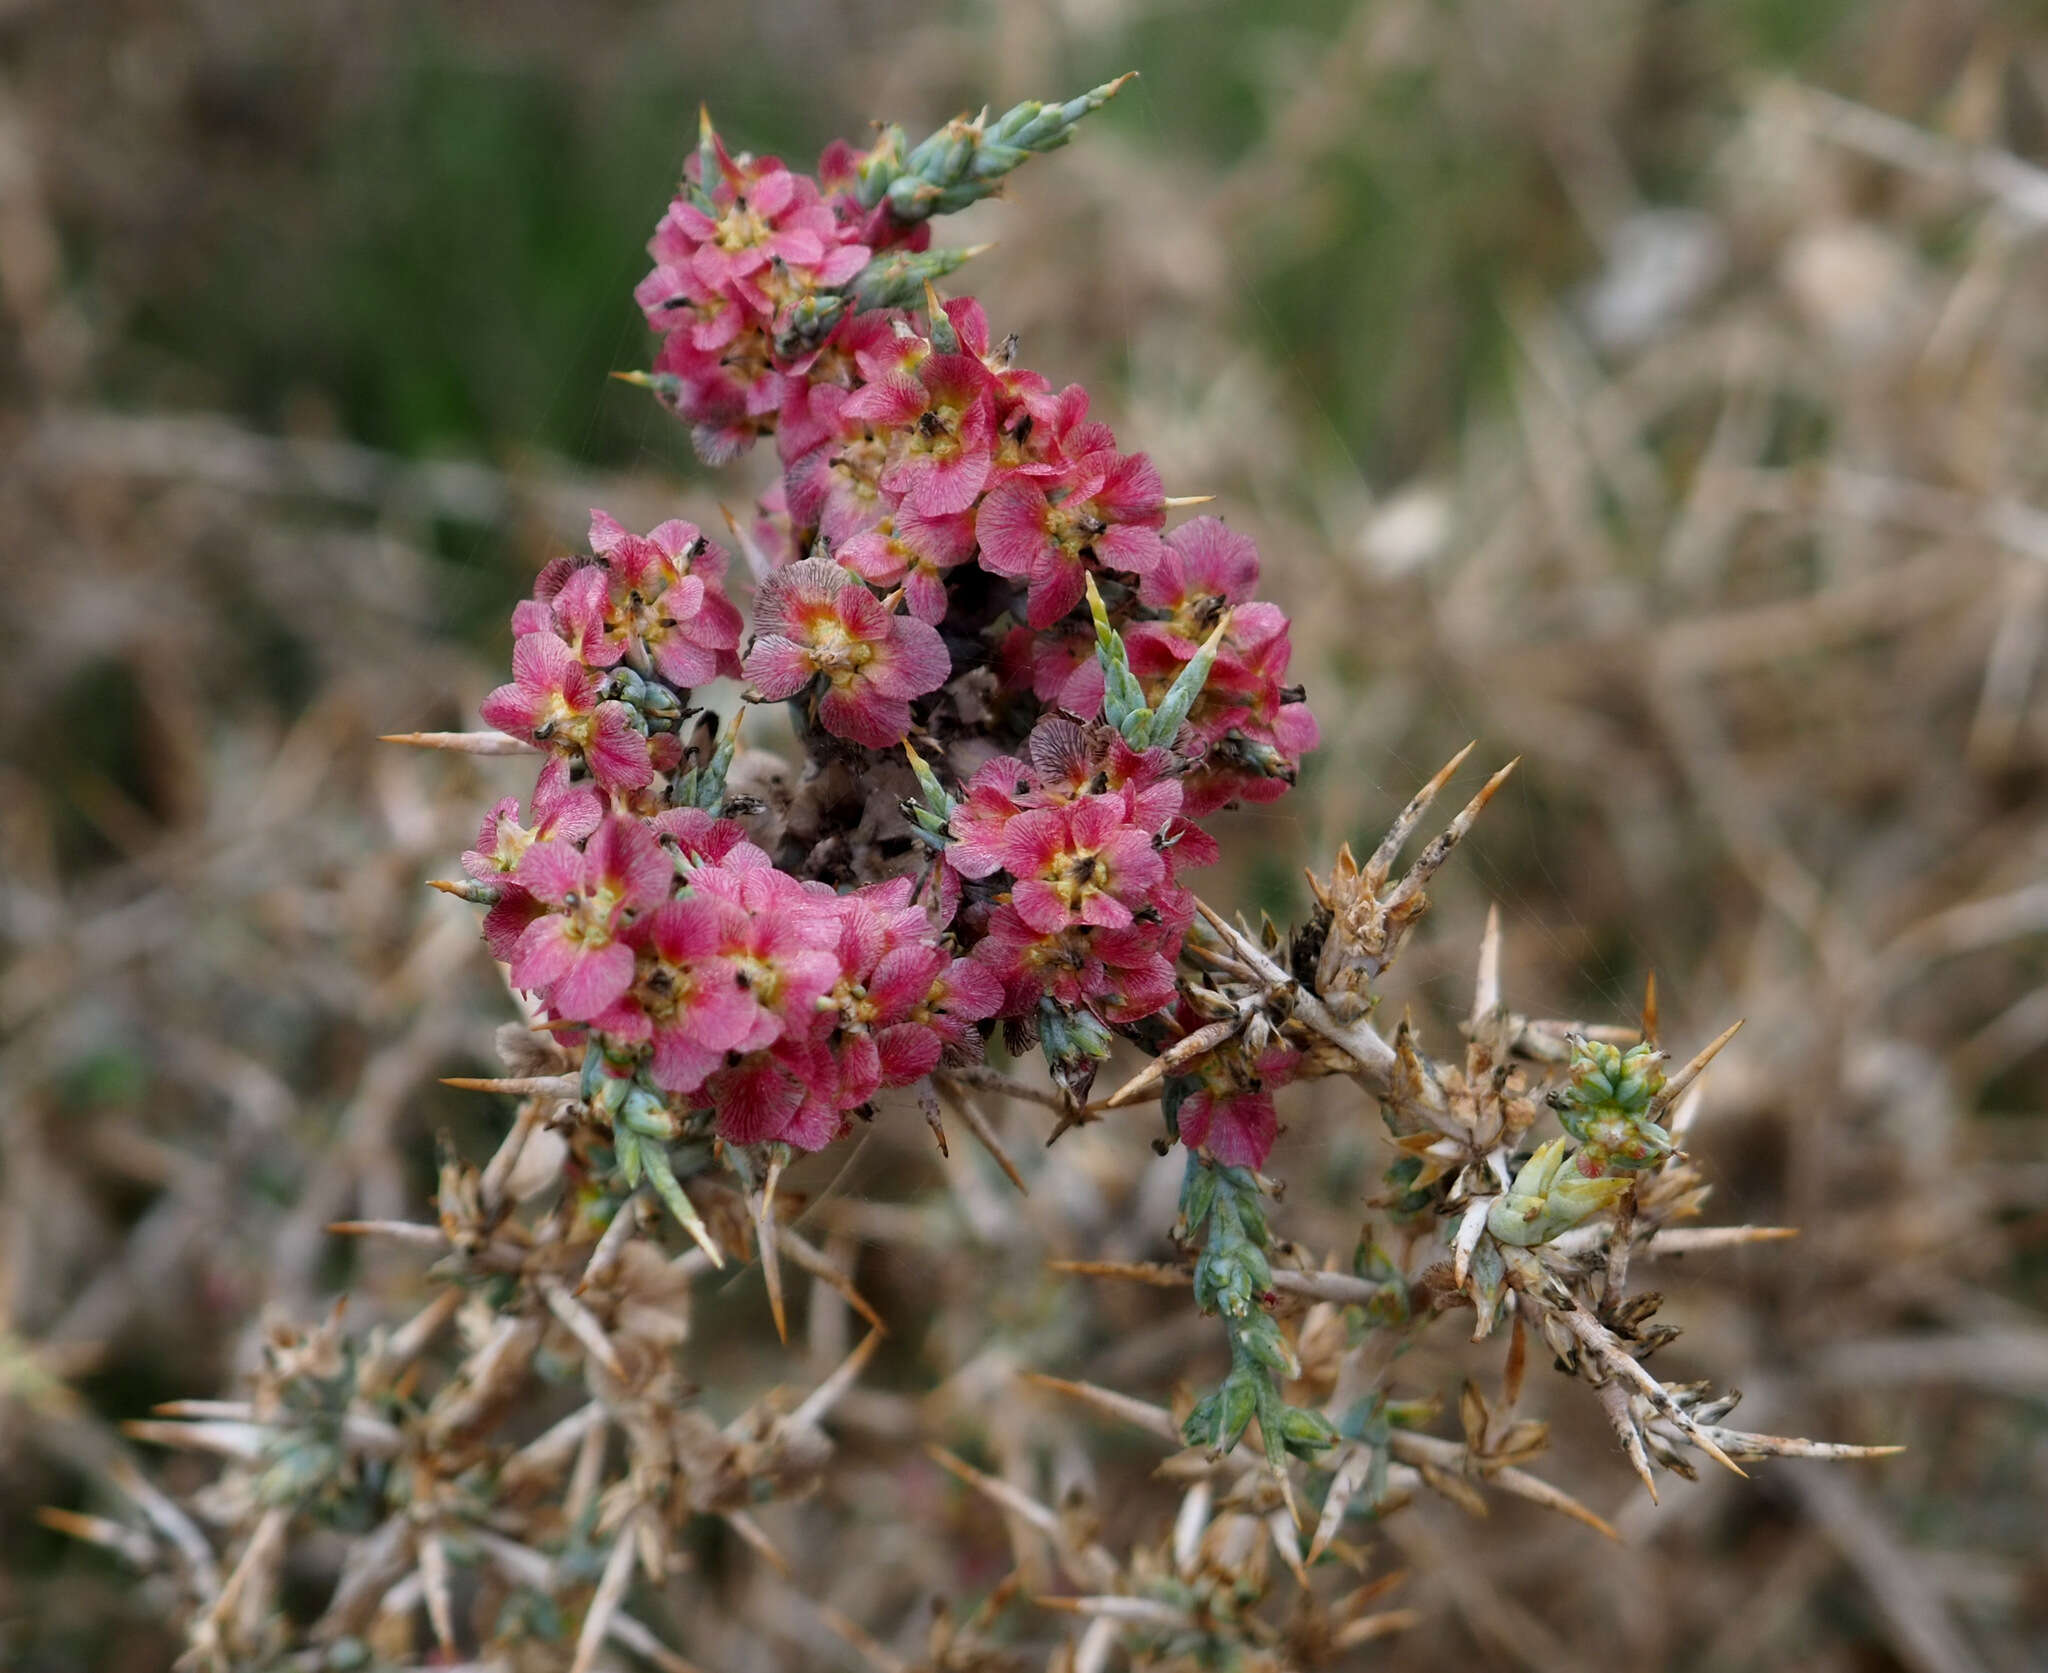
[777,1226,887,1335]
[538,1277,626,1380]
[35,1507,156,1566]
[789,1326,887,1431]
[1471,903,1503,1026]
[1365,742,1476,887]
[938,1084,1028,1194]
[1048,1257,1190,1288]
[1384,758,1518,910]
[570,1514,642,1673]
[756,1157,788,1345]
[325,1220,447,1248]
[1645,1225,1799,1255]
[1640,971,1660,1047]
[1161,494,1216,508]
[440,1073,580,1097]
[1599,1380,1659,1503]
[926,1445,1061,1536]
[1100,1016,1242,1108]
[419,1529,457,1652]
[721,1508,790,1577]
[719,502,775,584]
[1019,1371,1183,1441]
[1650,1018,1744,1119]
[379,730,537,755]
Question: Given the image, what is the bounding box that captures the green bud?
[1276,1403,1340,1459]
[902,741,957,821]
[1488,1140,1633,1246]
[639,1137,717,1257]
[1238,1312,1298,1376]
[619,1087,679,1140]
[1506,1135,1570,1199]
[1216,1370,1260,1452]
[881,77,1135,221]
[850,245,978,311]
[693,106,722,211]
[852,125,908,210]
[1143,616,1227,748]
[1180,1152,1220,1230]
[612,1124,644,1189]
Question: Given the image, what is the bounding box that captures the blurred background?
[4,1,2047,1668]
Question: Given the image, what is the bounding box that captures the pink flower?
[944,755,1035,880]
[841,350,999,517]
[458,772,605,961]
[837,507,977,622]
[641,148,867,320]
[684,867,842,1038]
[973,449,1167,628]
[562,512,745,689]
[1177,1046,1299,1170]
[479,632,652,794]
[1137,516,1261,617]
[995,624,1106,718]
[967,907,1179,1024]
[597,894,766,1093]
[461,771,604,884]
[871,947,1003,1078]
[508,817,671,1020]
[1021,719,1184,837]
[997,795,1167,934]
[650,328,788,465]
[743,558,950,747]
[1178,1087,1277,1169]
[707,1039,844,1151]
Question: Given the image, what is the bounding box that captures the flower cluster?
[479,513,743,803]
[946,718,1213,1034]
[450,91,1323,1175]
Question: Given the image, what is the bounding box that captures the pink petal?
[819,685,911,748]
[549,940,636,1022]
[514,838,587,906]
[876,1024,942,1086]
[744,636,817,700]
[973,479,1050,579]
[479,680,543,737]
[864,615,951,698]
[867,944,947,1015]
[906,446,992,518]
[752,557,847,638]
[1024,555,1087,629]
[902,566,949,623]
[585,704,655,792]
[1202,1091,1277,1169]
[648,1026,722,1094]
[710,1057,803,1146]
[482,891,544,964]
[995,806,1068,878]
[841,370,930,428]
[1010,879,1072,934]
